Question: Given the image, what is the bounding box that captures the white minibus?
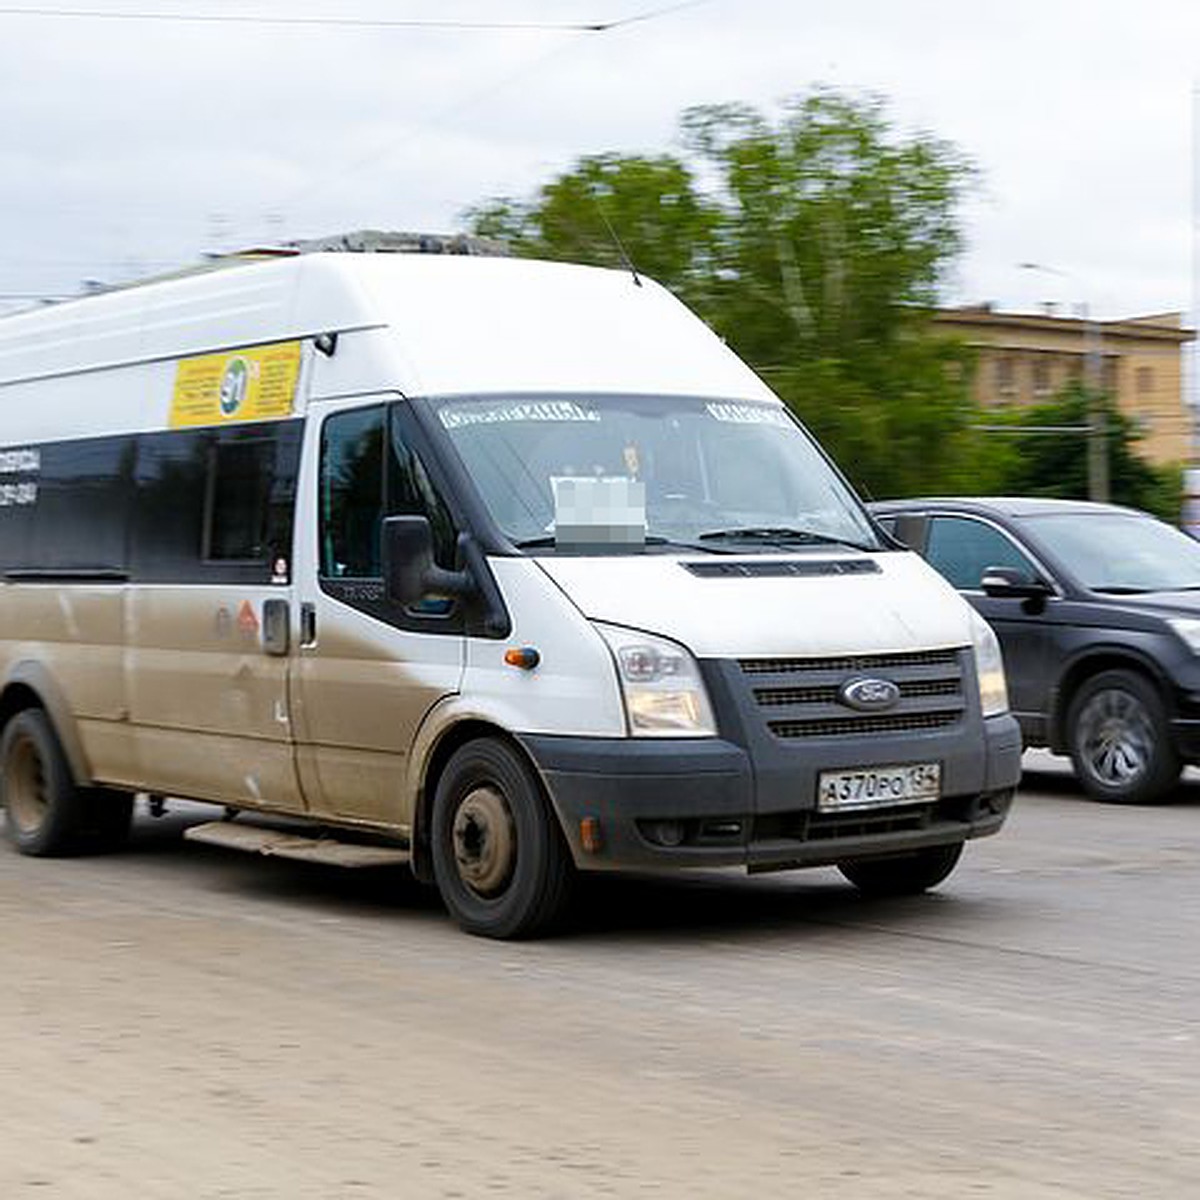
[0,242,1020,937]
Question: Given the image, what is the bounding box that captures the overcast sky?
[3,0,1199,322]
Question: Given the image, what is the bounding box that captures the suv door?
[923,514,1054,736]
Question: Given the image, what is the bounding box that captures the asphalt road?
[2,752,1198,1198]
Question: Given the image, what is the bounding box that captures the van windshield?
[431,395,880,553]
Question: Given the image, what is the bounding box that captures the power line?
[273,4,714,212]
[0,2,706,33]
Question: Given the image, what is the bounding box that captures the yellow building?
[932,305,1195,466]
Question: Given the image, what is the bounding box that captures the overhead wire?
[269,1,712,214]
[1,0,714,297]
[0,1,706,33]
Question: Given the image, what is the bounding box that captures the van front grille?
[739,649,959,676]
[768,711,961,740]
[737,648,967,741]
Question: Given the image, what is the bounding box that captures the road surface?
[1,752,1198,1197]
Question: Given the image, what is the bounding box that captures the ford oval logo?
[839,676,901,712]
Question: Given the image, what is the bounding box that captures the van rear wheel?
[838,842,963,897]
[1,709,87,857]
[431,738,572,939]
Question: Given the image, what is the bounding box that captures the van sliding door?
[125,422,306,811]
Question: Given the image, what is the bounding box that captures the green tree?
[465,89,982,497]
[465,153,719,309]
[988,387,1182,521]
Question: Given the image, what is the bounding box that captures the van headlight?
[969,609,1009,717]
[595,623,717,737]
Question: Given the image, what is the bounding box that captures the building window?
[1032,358,1051,397]
[995,356,1016,399]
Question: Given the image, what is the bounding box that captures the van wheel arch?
[413,722,551,885]
[0,671,91,788]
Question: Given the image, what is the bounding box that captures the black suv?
[871,497,1200,803]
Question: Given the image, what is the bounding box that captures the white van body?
[0,250,1021,937]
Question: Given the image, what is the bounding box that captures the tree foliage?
[985,388,1182,521]
[466,89,980,498]
[466,153,719,310]
[466,90,1177,513]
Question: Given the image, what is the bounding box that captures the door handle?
[262,599,290,656]
[299,602,317,647]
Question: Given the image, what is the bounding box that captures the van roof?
[0,253,774,409]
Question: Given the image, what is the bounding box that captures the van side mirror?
[889,513,928,551]
[382,515,473,609]
[980,565,1052,600]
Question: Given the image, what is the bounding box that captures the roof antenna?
[591,193,642,288]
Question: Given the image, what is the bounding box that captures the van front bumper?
[520,713,1020,873]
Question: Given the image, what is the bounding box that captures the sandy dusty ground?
[2,754,1199,1198]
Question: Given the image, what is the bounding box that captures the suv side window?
[925,515,1037,590]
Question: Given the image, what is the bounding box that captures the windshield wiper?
[698,526,875,552]
[514,534,678,550]
[1090,585,1153,594]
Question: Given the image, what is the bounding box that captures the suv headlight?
[1168,617,1200,653]
[969,608,1009,717]
[594,623,717,737]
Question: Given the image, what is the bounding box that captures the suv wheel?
[1067,669,1180,803]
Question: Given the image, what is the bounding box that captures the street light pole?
[1080,300,1109,502]
[1018,263,1108,502]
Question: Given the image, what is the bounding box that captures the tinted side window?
[204,433,299,568]
[34,438,134,571]
[319,405,461,581]
[320,406,385,579]
[133,422,301,584]
[926,516,1037,590]
[133,431,206,580]
[206,440,270,560]
[390,416,457,570]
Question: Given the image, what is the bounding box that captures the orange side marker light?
[504,646,541,670]
[580,817,603,854]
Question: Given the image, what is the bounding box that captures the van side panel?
[126,585,302,810]
[0,586,131,784]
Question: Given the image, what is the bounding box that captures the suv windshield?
[432,395,880,552]
[1024,510,1200,592]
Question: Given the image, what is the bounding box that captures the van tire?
[1066,669,1180,804]
[431,737,573,939]
[838,842,963,897]
[1,709,88,857]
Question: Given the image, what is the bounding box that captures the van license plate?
[817,763,940,811]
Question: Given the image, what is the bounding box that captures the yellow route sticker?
[170,341,301,428]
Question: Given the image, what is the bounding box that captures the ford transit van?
[0,243,1020,937]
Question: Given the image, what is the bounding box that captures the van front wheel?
[431,738,572,939]
[838,842,963,897]
[1,709,87,857]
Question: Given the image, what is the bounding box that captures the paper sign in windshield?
[439,400,599,429]
[170,341,301,428]
[706,401,791,428]
[552,476,646,547]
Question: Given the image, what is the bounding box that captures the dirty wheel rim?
[6,736,49,835]
[1076,688,1153,787]
[452,786,516,897]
